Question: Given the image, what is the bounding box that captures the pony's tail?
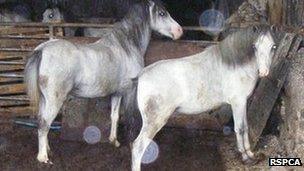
[24,50,42,113]
[123,77,138,115]
[122,77,141,143]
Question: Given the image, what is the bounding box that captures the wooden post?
[248,33,302,147]
[267,0,283,25]
[282,0,304,27]
[48,25,54,39]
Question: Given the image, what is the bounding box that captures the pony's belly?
[177,100,223,115]
[72,81,117,98]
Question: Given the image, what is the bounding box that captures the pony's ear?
[270,24,275,31]
[147,0,155,7]
[252,25,259,33]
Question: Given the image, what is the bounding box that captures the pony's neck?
[111,15,152,61]
[122,18,152,55]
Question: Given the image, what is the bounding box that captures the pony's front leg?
[109,95,122,147]
[231,99,257,165]
[242,108,265,163]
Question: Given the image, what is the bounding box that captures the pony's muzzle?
[171,26,183,40]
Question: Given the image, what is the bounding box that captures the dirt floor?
[0,124,302,171]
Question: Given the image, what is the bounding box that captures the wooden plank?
[0,83,25,95]
[0,27,48,36]
[0,107,33,117]
[248,33,302,147]
[0,56,23,61]
[268,0,283,25]
[0,39,45,49]
[282,0,304,27]
[0,77,23,82]
[0,66,24,72]
[0,100,29,107]
[0,96,29,101]
[0,52,29,59]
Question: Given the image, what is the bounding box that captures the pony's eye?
[272,45,277,50]
[49,14,54,18]
[253,45,257,50]
[159,11,166,17]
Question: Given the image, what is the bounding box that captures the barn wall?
[282,0,304,27]
[0,0,136,21]
[1,0,245,25]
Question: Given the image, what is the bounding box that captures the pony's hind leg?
[37,81,71,164]
[37,100,57,164]
[132,120,168,171]
[109,95,122,147]
[132,99,173,171]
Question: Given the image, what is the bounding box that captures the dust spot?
[39,75,48,88]
[55,91,60,98]
[144,96,164,126]
[145,97,159,115]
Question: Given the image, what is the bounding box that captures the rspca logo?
[269,158,303,166]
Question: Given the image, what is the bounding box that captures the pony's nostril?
[171,26,183,39]
[178,27,183,33]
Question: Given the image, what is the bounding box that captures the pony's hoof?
[37,155,52,165]
[109,138,120,147]
[38,159,53,165]
[242,153,264,166]
[113,140,121,147]
[44,160,53,165]
[242,157,259,166]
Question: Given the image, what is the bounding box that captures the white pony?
[131,25,276,171]
[24,0,182,164]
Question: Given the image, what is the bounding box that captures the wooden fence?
[0,22,215,118]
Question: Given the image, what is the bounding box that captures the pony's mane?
[107,0,167,57]
[122,0,165,23]
[218,25,273,66]
[123,1,150,24]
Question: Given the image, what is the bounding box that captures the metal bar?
[0,74,24,78]
[0,22,224,32]
[0,96,29,101]
[1,22,303,34]
[0,22,114,28]
[0,22,221,32]
[0,48,32,52]
[183,26,224,32]
[0,35,49,39]
[0,61,25,65]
